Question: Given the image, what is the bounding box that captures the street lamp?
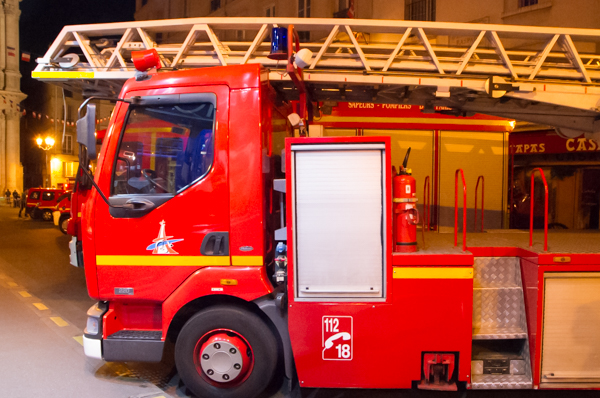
[36,136,56,187]
[36,136,55,151]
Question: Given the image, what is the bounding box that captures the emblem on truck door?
[322,316,353,361]
[146,220,183,254]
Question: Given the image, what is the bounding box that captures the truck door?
[93,87,230,300]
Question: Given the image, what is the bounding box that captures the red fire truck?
[36,18,600,398]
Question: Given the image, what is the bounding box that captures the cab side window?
[42,192,55,201]
[111,101,216,196]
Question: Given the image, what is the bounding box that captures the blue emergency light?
[268,27,288,60]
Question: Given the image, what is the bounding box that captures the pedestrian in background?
[12,190,19,208]
[18,189,28,218]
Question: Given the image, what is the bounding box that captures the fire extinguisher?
[393,148,419,253]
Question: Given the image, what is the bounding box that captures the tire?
[175,305,278,398]
[42,210,53,222]
[30,209,40,219]
[59,216,69,234]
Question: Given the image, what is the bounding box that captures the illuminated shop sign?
[510,131,600,154]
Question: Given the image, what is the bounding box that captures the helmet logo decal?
[146,220,184,254]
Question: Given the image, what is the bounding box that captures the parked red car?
[52,192,72,233]
[26,188,67,221]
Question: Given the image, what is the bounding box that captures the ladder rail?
[35,17,600,84]
[33,18,600,136]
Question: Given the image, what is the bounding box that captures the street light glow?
[36,136,55,151]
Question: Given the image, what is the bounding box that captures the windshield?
[111,101,216,196]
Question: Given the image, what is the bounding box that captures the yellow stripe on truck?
[96,255,263,267]
[231,256,263,266]
[32,71,95,79]
[96,255,230,266]
[393,267,473,279]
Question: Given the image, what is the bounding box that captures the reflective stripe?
[232,256,263,266]
[32,71,95,79]
[320,115,512,127]
[393,267,473,279]
[96,255,230,266]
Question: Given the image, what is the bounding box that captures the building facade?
[1,0,26,193]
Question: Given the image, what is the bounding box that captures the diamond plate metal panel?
[473,257,520,288]
[472,288,527,332]
[471,374,533,389]
[511,360,527,375]
[472,360,484,375]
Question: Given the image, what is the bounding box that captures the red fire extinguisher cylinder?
[393,172,419,253]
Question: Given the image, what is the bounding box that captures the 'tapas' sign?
[510,131,600,155]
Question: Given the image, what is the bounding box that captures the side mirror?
[76,103,97,160]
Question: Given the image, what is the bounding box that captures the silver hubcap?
[201,341,244,382]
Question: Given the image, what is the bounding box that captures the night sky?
[19,0,136,104]
[20,0,136,57]
[19,0,136,188]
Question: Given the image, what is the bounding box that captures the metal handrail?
[423,175,431,231]
[529,168,548,252]
[474,175,484,232]
[454,169,467,252]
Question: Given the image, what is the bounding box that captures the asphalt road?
[0,202,598,398]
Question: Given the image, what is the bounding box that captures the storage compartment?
[541,272,600,386]
[291,142,386,299]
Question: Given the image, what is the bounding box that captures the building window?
[298,0,310,18]
[298,0,311,41]
[519,0,538,7]
[210,0,220,12]
[62,135,73,155]
[405,0,436,21]
[266,5,275,17]
[63,162,77,178]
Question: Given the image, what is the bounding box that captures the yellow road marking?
[393,267,473,279]
[50,317,68,327]
[19,291,32,298]
[73,336,84,346]
[33,303,48,310]
[7,282,17,287]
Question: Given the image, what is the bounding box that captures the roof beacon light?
[132,49,161,72]
[268,27,288,60]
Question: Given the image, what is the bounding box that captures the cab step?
[104,329,164,362]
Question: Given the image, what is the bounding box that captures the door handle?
[123,198,154,210]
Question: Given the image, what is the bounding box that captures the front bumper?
[83,335,102,359]
[83,302,108,360]
[83,301,165,363]
[69,236,83,268]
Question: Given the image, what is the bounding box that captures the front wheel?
[59,216,69,234]
[175,305,278,398]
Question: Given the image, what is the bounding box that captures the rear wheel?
[30,209,40,219]
[42,210,53,221]
[175,305,278,398]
